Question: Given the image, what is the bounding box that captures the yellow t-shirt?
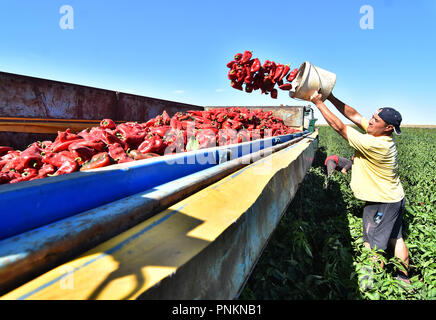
[346,118,404,203]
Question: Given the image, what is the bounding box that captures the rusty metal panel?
[0,72,202,121]
[116,93,200,121]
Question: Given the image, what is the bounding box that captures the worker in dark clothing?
[325,154,353,176]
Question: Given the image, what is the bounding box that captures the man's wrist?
[314,101,324,108]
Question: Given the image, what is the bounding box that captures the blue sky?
[0,0,435,124]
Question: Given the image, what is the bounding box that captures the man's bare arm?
[327,93,366,131]
[311,93,348,141]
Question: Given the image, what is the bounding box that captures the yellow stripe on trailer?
[1,132,318,300]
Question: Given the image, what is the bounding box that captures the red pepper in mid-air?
[271,89,278,99]
[234,53,242,61]
[279,83,293,90]
[227,50,300,99]
[226,60,236,69]
[273,64,285,82]
[287,68,299,82]
[228,69,237,80]
[240,50,252,64]
[250,58,261,73]
[279,65,290,82]
[231,80,243,91]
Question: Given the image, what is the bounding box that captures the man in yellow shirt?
[310,91,410,284]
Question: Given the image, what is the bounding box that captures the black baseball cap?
[378,107,402,135]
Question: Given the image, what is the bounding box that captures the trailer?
[0,72,318,299]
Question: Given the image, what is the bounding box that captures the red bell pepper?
[37,163,56,178]
[269,62,277,81]
[128,150,160,160]
[230,119,243,130]
[262,76,274,93]
[197,124,218,134]
[250,58,261,73]
[227,60,236,69]
[228,69,237,80]
[237,130,250,143]
[51,138,82,153]
[55,129,80,144]
[80,152,111,171]
[150,125,171,138]
[287,68,298,82]
[141,118,157,130]
[15,145,43,170]
[279,83,293,90]
[263,60,272,70]
[100,119,116,130]
[231,80,243,91]
[279,65,290,82]
[244,66,253,84]
[42,151,78,175]
[273,64,285,82]
[271,89,278,99]
[108,143,130,163]
[1,151,21,173]
[196,130,217,149]
[68,139,105,152]
[187,110,203,117]
[170,117,183,130]
[240,50,252,64]
[245,84,253,93]
[162,111,171,125]
[137,136,165,155]
[9,168,38,184]
[114,123,147,149]
[0,171,20,184]
[70,145,97,165]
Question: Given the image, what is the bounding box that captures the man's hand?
[310,91,323,106]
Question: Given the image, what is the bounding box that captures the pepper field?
[240,126,436,300]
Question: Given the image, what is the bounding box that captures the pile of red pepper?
[227,50,299,98]
[0,107,300,184]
